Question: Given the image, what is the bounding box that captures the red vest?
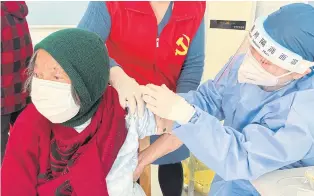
[106,1,206,91]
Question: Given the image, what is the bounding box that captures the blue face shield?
[214,16,314,91]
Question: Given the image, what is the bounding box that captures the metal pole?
[188,153,196,196]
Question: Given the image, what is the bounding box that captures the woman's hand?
[133,150,147,182]
[133,162,145,182]
[109,67,145,117]
[133,133,184,182]
[142,84,196,124]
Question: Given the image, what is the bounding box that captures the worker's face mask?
[31,77,80,123]
[217,16,314,91]
[238,50,293,87]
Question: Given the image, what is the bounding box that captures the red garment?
[1,1,33,115]
[1,87,128,196]
[105,1,206,91]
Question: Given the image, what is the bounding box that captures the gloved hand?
[141,84,195,124]
[109,67,145,117]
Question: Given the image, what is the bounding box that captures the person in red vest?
[1,1,33,163]
[78,2,205,195]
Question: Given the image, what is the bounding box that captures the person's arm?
[135,106,179,138]
[174,53,238,121]
[176,18,205,94]
[137,133,183,166]
[77,1,119,69]
[154,19,205,132]
[138,57,238,168]
[172,101,313,181]
[1,107,42,195]
[138,100,313,181]
[139,55,243,165]
[142,69,231,126]
[78,2,144,116]
[133,132,183,181]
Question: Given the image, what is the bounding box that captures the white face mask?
[31,77,80,123]
[238,51,293,87]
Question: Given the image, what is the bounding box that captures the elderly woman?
[1,28,157,196]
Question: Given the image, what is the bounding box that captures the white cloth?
[73,119,92,133]
[106,108,156,196]
[252,166,314,196]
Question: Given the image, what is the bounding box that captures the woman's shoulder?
[18,103,50,122]
[98,86,126,119]
[101,86,120,106]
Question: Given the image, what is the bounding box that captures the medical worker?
[139,3,314,195]
[78,1,205,195]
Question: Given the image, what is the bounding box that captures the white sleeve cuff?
[176,103,196,125]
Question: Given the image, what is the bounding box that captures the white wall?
[26,1,88,45]
[202,1,256,82]
[29,26,74,45]
[201,1,314,82]
[26,1,88,26]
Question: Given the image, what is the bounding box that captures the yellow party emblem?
[175,34,190,56]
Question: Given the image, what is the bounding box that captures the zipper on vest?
[153,30,159,84]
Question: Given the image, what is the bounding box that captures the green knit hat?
[34,28,109,127]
